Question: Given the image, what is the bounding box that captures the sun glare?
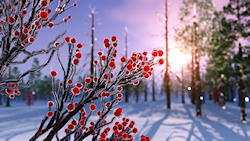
[169,47,190,71]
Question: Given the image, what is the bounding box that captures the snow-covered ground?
[1,95,250,141]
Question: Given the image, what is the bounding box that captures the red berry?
[71,87,80,95]
[71,119,77,125]
[47,22,54,28]
[76,43,83,48]
[101,132,106,138]
[8,17,14,23]
[132,128,138,133]
[50,71,57,77]
[65,36,70,42]
[29,37,35,43]
[67,103,74,111]
[158,50,164,56]
[21,34,28,40]
[73,3,77,7]
[117,93,123,98]
[143,65,150,72]
[104,39,109,44]
[67,15,72,19]
[113,42,117,47]
[63,18,68,22]
[101,55,106,61]
[111,36,117,42]
[114,107,123,117]
[89,104,96,111]
[68,124,74,130]
[85,77,91,84]
[47,111,53,117]
[59,82,63,87]
[133,81,139,85]
[152,51,158,57]
[67,79,73,85]
[47,8,52,13]
[70,37,76,43]
[41,1,47,6]
[120,56,126,62]
[14,89,21,96]
[159,59,164,65]
[105,43,110,48]
[14,31,19,36]
[22,10,27,15]
[126,64,133,70]
[105,102,110,108]
[97,51,103,56]
[9,94,15,99]
[117,86,123,91]
[109,61,115,68]
[23,28,28,33]
[75,52,82,58]
[5,89,13,94]
[40,11,48,19]
[75,82,83,89]
[48,101,54,107]
[73,59,79,65]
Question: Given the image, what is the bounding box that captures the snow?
[0,95,250,141]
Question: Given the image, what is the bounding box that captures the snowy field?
[1,95,250,141]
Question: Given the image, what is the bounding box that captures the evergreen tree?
[223,0,249,123]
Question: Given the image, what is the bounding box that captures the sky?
[15,0,229,83]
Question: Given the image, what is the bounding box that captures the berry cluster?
[34,36,163,140]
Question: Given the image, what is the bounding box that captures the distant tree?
[223,0,249,123]
[175,0,215,117]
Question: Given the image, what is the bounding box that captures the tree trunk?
[152,71,156,101]
[135,86,139,103]
[165,0,171,109]
[181,64,185,104]
[5,67,11,107]
[144,80,148,101]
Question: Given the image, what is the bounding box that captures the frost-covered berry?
[47,111,53,117]
[40,11,48,19]
[126,64,133,70]
[120,56,126,62]
[114,107,123,117]
[158,50,164,56]
[50,71,57,77]
[159,59,164,65]
[109,61,115,68]
[5,89,13,94]
[75,82,83,89]
[47,22,54,28]
[85,77,91,84]
[71,87,80,95]
[75,52,82,58]
[152,50,158,57]
[111,36,117,42]
[67,103,74,111]
[73,59,79,65]
[65,36,70,42]
[48,101,54,107]
[104,39,109,44]
[70,37,76,44]
[143,65,150,72]
[67,79,73,85]
[9,94,15,99]
[41,1,48,6]
[76,42,83,48]
[89,104,96,111]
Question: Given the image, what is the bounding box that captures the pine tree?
[223,0,250,123]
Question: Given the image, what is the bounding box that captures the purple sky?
[17,0,229,82]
